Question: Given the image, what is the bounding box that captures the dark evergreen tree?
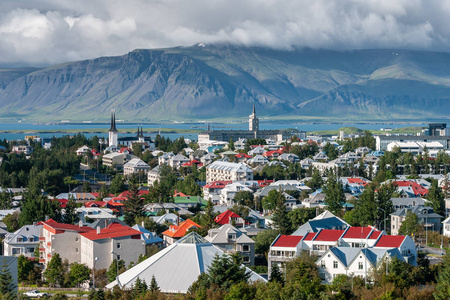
[427,180,445,215]
[149,275,159,293]
[269,263,284,284]
[43,253,64,287]
[271,192,291,235]
[109,174,125,195]
[0,258,16,296]
[323,174,345,216]
[123,179,144,226]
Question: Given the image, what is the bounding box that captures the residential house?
[147,165,161,186]
[200,153,217,166]
[169,154,190,169]
[39,219,95,265]
[304,229,346,256]
[317,246,404,283]
[123,158,150,176]
[214,210,246,227]
[189,150,208,161]
[162,219,201,246]
[206,161,253,183]
[102,152,133,168]
[220,182,253,206]
[340,227,384,248]
[76,145,91,156]
[391,197,427,211]
[268,235,303,276]
[205,224,255,265]
[4,223,42,257]
[235,153,252,163]
[391,205,442,235]
[79,223,145,270]
[12,145,33,155]
[355,147,371,156]
[373,235,417,265]
[248,155,269,166]
[158,152,174,165]
[299,158,314,169]
[278,153,300,163]
[442,216,450,237]
[202,181,232,204]
[313,152,328,162]
[131,224,164,248]
[292,211,349,236]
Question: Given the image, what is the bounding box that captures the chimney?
[177,214,180,226]
[79,220,83,228]
[97,226,101,234]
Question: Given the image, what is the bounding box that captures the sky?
[1,0,450,67]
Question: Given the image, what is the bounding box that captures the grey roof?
[391,197,427,207]
[205,224,254,244]
[292,217,349,236]
[328,247,404,268]
[4,224,42,244]
[254,185,300,198]
[87,218,128,229]
[106,232,266,293]
[131,224,164,245]
[391,205,443,219]
[206,161,252,173]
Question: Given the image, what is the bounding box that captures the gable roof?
[42,219,94,233]
[342,227,373,239]
[214,210,244,225]
[374,235,406,248]
[80,223,141,241]
[313,229,345,242]
[303,232,316,241]
[162,219,201,238]
[272,235,303,247]
[203,181,232,189]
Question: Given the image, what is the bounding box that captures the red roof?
[235,153,252,159]
[182,160,203,167]
[215,210,244,225]
[342,227,373,239]
[392,181,429,196]
[263,150,283,157]
[118,190,149,198]
[162,219,201,238]
[374,235,406,248]
[347,178,368,186]
[257,180,273,188]
[43,219,94,233]
[107,199,124,207]
[84,201,108,208]
[57,199,68,208]
[368,230,382,239]
[314,229,345,242]
[79,223,142,241]
[91,149,101,156]
[119,147,132,153]
[304,232,316,241]
[203,181,232,189]
[273,235,303,247]
[173,190,187,197]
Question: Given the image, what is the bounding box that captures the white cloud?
[0,0,448,66]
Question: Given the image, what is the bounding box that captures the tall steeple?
[108,110,118,147]
[249,103,259,134]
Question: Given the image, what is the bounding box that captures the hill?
[0,45,449,121]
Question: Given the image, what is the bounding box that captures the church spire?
[109,111,118,133]
[253,103,256,115]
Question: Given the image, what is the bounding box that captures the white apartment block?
[206,161,253,183]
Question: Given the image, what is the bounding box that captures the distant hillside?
[0,45,449,121]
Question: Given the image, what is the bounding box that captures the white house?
[268,235,303,277]
[206,161,253,183]
[123,158,150,176]
[373,235,417,266]
[4,223,42,257]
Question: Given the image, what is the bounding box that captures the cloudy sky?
[1,0,449,66]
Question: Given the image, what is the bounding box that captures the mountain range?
[0,44,449,122]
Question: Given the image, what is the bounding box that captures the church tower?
[249,104,259,137]
[108,111,118,147]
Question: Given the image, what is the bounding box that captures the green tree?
[0,258,16,297]
[17,255,33,283]
[353,185,377,226]
[271,192,291,235]
[69,262,91,287]
[435,252,450,299]
[306,168,323,190]
[233,190,254,207]
[63,196,79,224]
[288,207,316,231]
[228,138,235,151]
[323,174,345,216]
[44,253,65,287]
[253,229,279,256]
[2,212,20,232]
[262,189,283,212]
[82,181,91,193]
[106,259,125,282]
[427,180,445,215]
[109,174,125,195]
[149,275,159,293]
[269,263,284,284]
[123,179,144,226]
[399,211,421,236]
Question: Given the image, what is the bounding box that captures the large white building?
[123,158,150,176]
[206,161,253,183]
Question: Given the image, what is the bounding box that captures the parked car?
[24,290,48,298]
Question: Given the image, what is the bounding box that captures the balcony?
[47,242,52,247]
[39,248,45,252]
[39,259,45,263]
[39,237,45,241]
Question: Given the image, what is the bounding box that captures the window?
[333,261,338,269]
[75,248,79,253]
[117,255,121,260]
[242,256,250,263]
[243,245,250,252]
[358,262,363,270]
[12,248,21,255]
[117,243,121,249]
[17,238,23,242]
[27,248,34,253]
[320,260,325,267]
[29,238,34,242]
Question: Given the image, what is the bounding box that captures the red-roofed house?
[341,227,385,248]
[268,234,304,277]
[181,160,203,167]
[79,223,145,269]
[214,210,246,227]
[391,180,429,197]
[304,229,346,255]
[40,219,94,265]
[263,150,283,159]
[374,235,417,265]
[119,147,132,154]
[203,181,232,204]
[162,219,201,245]
[84,201,108,208]
[173,190,188,197]
[235,153,252,162]
[57,198,68,208]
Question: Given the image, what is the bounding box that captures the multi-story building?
[123,158,150,176]
[206,161,253,183]
[39,219,95,265]
[4,223,42,257]
[102,152,133,168]
[391,205,442,235]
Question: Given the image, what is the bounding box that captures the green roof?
[173,196,207,206]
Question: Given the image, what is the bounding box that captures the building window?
[358,262,363,270]
[333,261,338,269]
[117,243,121,249]
[27,248,34,253]
[17,238,23,242]
[75,248,79,253]
[243,245,250,252]
[242,256,250,263]
[12,248,21,255]
[117,255,121,260]
[321,260,325,267]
